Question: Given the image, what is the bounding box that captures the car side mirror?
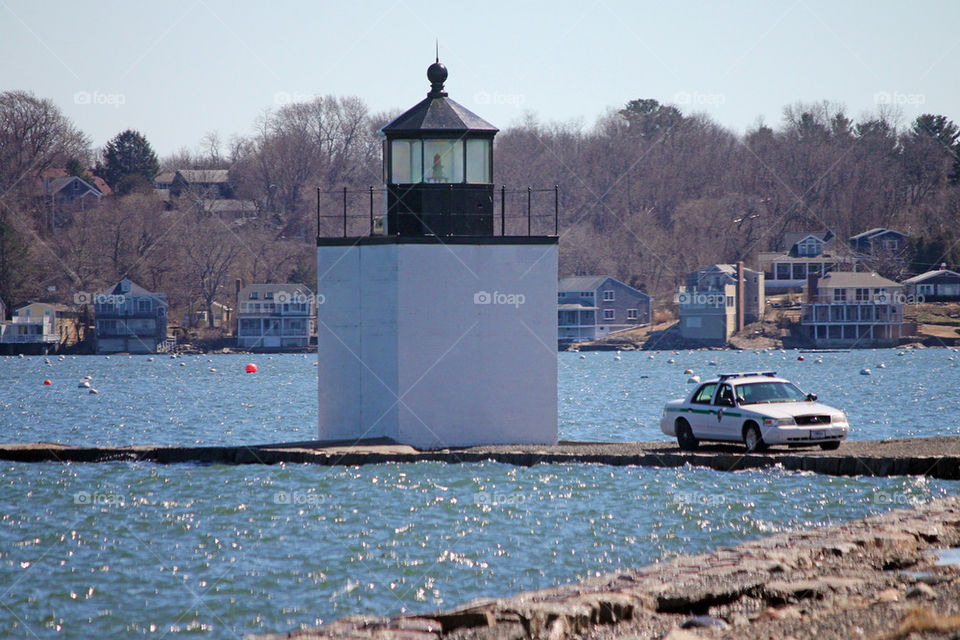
[806,393,817,401]
[736,395,745,405]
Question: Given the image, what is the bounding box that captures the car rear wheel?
[819,441,841,450]
[743,423,767,452]
[676,419,699,451]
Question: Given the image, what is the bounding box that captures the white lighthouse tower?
[316,60,558,448]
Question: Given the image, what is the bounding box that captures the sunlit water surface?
[1,350,958,638]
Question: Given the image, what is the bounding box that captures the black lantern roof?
[380,61,498,136]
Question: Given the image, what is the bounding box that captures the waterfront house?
[236,284,315,349]
[758,230,857,293]
[0,302,81,352]
[557,276,650,342]
[677,263,764,344]
[93,279,169,353]
[183,301,234,329]
[849,228,908,257]
[800,271,903,346]
[903,266,960,301]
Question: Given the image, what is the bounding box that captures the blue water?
[0,349,958,638]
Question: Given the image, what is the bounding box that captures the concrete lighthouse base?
[316,236,558,449]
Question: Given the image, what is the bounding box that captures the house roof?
[783,230,833,249]
[40,168,112,195]
[197,199,257,213]
[848,227,900,241]
[154,171,176,184]
[97,278,168,304]
[818,272,901,288]
[176,169,230,184]
[45,176,103,197]
[16,301,71,313]
[903,269,960,284]
[558,276,609,291]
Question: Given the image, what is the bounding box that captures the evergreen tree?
[96,129,160,195]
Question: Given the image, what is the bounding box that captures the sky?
[2,0,958,158]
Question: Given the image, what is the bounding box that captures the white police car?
[660,371,849,452]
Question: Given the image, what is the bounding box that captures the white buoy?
[648,354,654,360]
[683,368,694,374]
[209,367,217,372]
[84,375,92,380]
[667,358,675,364]
[877,363,886,368]
[148,357,155,362]
[860,368,871,376]
[580,354,586,359]
[78,381,90,388]
[687,375,700,384]
[88,388,99,394]
[180,362,186,367]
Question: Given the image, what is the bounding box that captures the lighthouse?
[316,60,558,448]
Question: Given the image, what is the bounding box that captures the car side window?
[692,383,717,404]
[715,383,735,407]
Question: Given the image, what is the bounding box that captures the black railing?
[317,185,559,239]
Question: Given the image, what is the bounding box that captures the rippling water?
[0,349,958,638]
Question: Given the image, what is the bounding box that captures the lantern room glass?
[424,139,463,183]
[390,139,422,184]
[465,138,491,183]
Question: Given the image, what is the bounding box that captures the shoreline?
[2,437,959,480]
[250,496,960,640]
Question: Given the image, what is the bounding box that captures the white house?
[759,230,857,292]
[800,272,903,346]
[236,284,314,349]
[903,267,960,300]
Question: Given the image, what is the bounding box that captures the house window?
[627,309,638,320]
[792,263,805,280]
[833,289,847,302]
[265,292,274,300]
[855,288,869,302]
[557,293,563,301]
[603,290,615,301]
[776,263,791,280]
[138,299,151,313]
[603,309,615,321]
[250,292,258,300]
[726,296,735,307]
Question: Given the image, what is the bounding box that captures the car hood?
[740,401,843,419]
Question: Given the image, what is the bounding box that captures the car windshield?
[735,381,808,404]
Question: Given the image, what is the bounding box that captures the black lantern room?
[380,60,498,236]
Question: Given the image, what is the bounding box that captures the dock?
[1,436,959,479]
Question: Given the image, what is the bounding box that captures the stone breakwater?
[251,497,960,640]
[1,437,959,480]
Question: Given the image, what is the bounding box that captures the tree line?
[1,89,958,323]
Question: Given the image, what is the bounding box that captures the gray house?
[849,228,908,256]
[558,276,650,342]
[904,267,960,300]
[678,263,765,344]
[93,278,169,353]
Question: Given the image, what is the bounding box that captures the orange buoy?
[43,379,52,385]
[245,363,258,373]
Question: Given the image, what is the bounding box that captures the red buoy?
[245,363,258,373]
[43,379,52,385]
[797,355,805,361]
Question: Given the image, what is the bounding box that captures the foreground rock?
[251,497,960,640]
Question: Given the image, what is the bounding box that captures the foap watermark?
[273,490,325,507]
[273,91,319,106]
[474,491,526,506]
[674,91,726,108]
[873,292,924,305]
[274,291,324,306]
[675,491,727,508]
[74,292,126,306]
[73,491,124,507]
[73,90,126,109]
[473,290,525,308]
[473,90,526,108]
[874,91,926,107]
[676,290,726,306]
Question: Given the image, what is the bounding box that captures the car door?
[714,383,743,442]
[687,383,718,438]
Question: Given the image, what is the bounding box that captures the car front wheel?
[743,423,767,452]
[676,419,699,451]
